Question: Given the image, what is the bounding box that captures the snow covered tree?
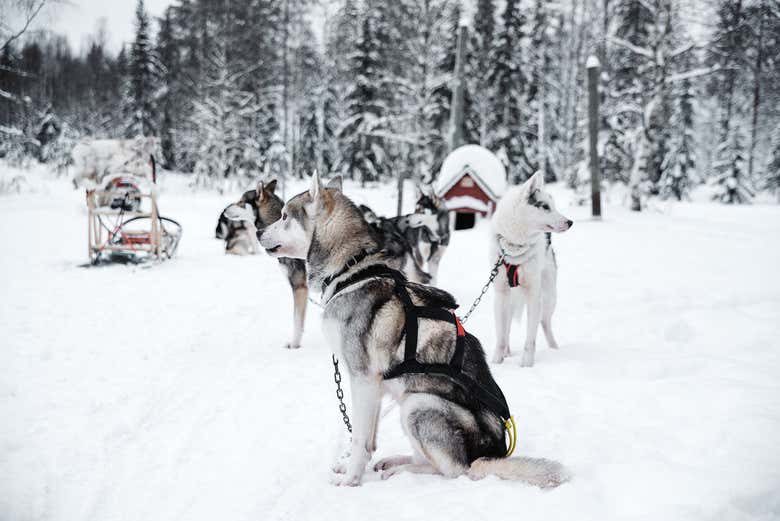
[489,0,532,183]
[124,0,159,138]
[711,128,753,204]
[467,0,496,145]
[660,78,697,200]
[606,0,701,209]
[393,0,456,181]
[765,123,780,202]
[336,3,391,184]
[156,9,177,169]
[527,0,566,182]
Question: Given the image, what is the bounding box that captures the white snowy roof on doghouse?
[436,144,507,200]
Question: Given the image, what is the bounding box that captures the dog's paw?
[520,352,535,367]
[329,473,362,487]
[381,467,404,480]
[331,461,347,474]
[284,342,302,349]
[373,455,412,471]
[491,352,505,364]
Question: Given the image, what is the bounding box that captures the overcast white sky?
[39,0,175,53]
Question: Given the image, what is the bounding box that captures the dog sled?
[85,156,182,265]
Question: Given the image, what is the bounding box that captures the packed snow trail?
[1,174,779,521]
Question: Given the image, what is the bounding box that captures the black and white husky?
[411,187,450,284]
[220,180,308,349]
[491,172,573,367]
[358,204,437,284]
[257,172,568,487]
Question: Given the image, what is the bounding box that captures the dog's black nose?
[566,220,573,228]
[256,229,264,241]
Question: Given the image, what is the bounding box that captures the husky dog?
[221,180,308,349]
[258,172,568,487]
[491,172,573,367]
[412,187,450,284]
[358,204,436,284]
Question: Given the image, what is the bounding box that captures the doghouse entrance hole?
[454,212,475,230]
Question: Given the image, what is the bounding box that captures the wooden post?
[448,22,468,152]
[587,55,602,219]
[396,169,405,216]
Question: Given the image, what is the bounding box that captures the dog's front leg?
[287,285,307,349]
[332,375,382,486]
[521,280,542,367]
[493,284,512,364]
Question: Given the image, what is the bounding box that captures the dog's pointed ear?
[256,181,266,201]
[265,179,278,195]
[326,175,342,192]
[529,171,545,191]
[521,171,544,194]
[309,170,323,200]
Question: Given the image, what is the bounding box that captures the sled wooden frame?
[86,187,165,263]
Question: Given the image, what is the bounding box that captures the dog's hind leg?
[391,394,470,480]
[541,266,559,350]
[373,455,413,471]
[380,462,440,480]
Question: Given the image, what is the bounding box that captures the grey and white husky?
[491,172,573,367]
[221,180,308,349]
[258,172,568,487]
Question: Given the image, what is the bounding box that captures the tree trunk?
[748,0,766,179]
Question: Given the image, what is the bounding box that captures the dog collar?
[321,249,379,295]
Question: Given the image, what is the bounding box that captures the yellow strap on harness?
[504,416,517,457]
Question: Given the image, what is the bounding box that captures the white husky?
[491,172,573,367]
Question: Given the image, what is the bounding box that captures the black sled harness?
[327,262,517,456]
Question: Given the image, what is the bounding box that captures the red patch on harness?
[453,314,465,337]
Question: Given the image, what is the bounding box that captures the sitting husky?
[258,172,568,487]
[491,172,573,367]
[220,180,308,349]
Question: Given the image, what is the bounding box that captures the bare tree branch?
[1,0,48,52]
[608,36,654,59]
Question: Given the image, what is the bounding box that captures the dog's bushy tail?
[467,456,570,488]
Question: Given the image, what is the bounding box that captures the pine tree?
[489,0,531,183]
[467,0,496,145]
[336,3,390,184]
[125,0,159,138]
[711,127,753,204]
[156,9,177,169]
[765,124,780,202]
[660,78,697,200]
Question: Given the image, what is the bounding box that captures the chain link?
[326,257,504,434]
[457,254,505,324]
[332,354,352,433]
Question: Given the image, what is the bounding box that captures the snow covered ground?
[1,167,779,521]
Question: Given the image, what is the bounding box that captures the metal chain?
[457,254,505,324]
[332,354,352,433]
[323,257,504,434]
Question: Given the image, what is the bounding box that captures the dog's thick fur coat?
[258,172,569,487]
[491,172,572,367]
[220,180,308,349]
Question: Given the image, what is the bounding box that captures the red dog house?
[435,144,507,230]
